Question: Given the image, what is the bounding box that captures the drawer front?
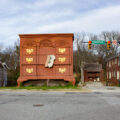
[56,47,70,55]
[22,47,36,55]
[22,56,36,64]
[38,47,55,54]
[38,55,47,64]
[38,55,71,65]
[55,55,71,65]
[55,65,69,76]
[37,65,55,76]
[22,65,36,76]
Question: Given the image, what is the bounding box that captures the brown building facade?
[106,54,120,86]
[82,63,104,82]
[17,33,75,86]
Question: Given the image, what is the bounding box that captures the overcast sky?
[0,0,120,46]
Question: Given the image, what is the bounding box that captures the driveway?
[84,82,120,93]
[84,85,120,93]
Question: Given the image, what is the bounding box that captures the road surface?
[0,91,120,120]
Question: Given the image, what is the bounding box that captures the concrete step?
[85,82,104,88]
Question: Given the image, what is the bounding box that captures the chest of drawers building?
[17,34,75,86]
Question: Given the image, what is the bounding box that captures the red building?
[106,54,120,86]
[17,33,75,86]
[82,63,104,83]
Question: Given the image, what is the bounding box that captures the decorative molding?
[39,40,54,47]
[56,41,69,47]
[36,40,40,43]
[22,41,36,46]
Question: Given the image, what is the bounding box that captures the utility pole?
[81,62,84,84]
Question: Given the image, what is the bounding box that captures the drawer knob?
[26,49,34,54]
[58,48,66,54]
[58,57,66,63]
[59,68,66,73]
[26,58,33,64]
[26,68,33,74]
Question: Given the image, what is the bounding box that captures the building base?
[17,76,75,87]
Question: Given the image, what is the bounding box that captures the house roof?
[106,53,120,61]
[83,63,102,72]
[19,33,74,41]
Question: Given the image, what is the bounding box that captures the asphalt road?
[0,91,120,120]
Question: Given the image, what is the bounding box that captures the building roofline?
[19,33,74,38]
[106,53,120,61]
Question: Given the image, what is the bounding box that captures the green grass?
[0,85,81,90]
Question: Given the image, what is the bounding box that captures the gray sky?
[0,0,120,46]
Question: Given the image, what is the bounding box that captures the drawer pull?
[58,57,66,63]
[26,58,33,64]
[59,68,66,73]
[26,49,34,54]
[26,68,33,74]
[58,48,66,54]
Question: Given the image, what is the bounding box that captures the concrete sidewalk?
[0,88,90,93]
[84,86,120,93]
[0,86,120,93]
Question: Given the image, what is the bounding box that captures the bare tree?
[0,43,3,61]
[0,39,20,86]
[74,32,98,72]
[96,31,120,69]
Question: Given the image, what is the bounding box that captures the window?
[107,72,109,79]
[109,61,111,67]
[109,72,111,79]
[117,71,119,80]
[118,56,120,66]
[115,58,117,64]
[112,72,114,77]
[112,60,114,65]
[114,71,116,78]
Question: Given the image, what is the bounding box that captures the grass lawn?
[0,85,83,91]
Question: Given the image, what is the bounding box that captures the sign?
[92,40,105,44]
[112,40,117,45]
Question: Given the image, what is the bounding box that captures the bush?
[75,73,81,85]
